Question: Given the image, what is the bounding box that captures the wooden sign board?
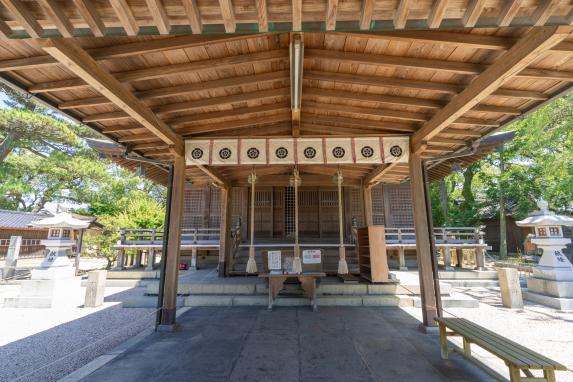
[268,250,282,271]
[303,249,321,264]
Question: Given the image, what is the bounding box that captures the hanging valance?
[185,137,409,166]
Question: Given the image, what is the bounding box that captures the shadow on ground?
[81,306,494,382]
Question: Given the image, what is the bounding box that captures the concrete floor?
[81,307,493,382]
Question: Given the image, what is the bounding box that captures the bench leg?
[508,365,522,382]
[544,369,556,382]
[463,338,471,357]
[439,323,448,359]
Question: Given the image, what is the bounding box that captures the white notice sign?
[302,249,321,264]
[268,251,282,270]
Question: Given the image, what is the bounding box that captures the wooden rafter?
[38,0,74,37]
[145,0,171,34]
[256,0,268,32]
[326,0,339,31]
[497,0,522,27]
[428,0,448,29]
[359,0,375,30]
[182,0,202,34]
[41,39,184,155]
[218,0,236,33]
[531,0,557,26]
[364,163,402,185]
[463,0,487,27]
[73,0,106,37]
[0,19,11,38]
[411,26,573,153]
[1,0,43,38]
[109,0,139,36]
[179,112,292,135]
[394,0,410,29]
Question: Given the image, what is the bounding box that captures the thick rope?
[246,168,257,274]
[292,167,302,273]
[337,170,348,275]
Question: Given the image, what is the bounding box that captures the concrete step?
[438,270,498,280]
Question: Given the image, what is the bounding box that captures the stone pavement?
[80,307,492,382]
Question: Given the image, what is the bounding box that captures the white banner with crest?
[186,137,409,166]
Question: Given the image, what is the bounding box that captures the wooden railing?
[119,225,242,247]
[0,238,45,258]
[351,226,485,246]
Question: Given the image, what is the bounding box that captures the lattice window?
[231,187,243,228]
[349,188,363,227]
[319,188,338,237]
[183,189,204,228]
[253,189,273,238]
[386,184,413,227]
[284,187,295,236]
[273,188,284,237]
[320,190,337,207]
[371,184,385,225]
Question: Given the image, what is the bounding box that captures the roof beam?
[1,0,43,38]
[109,0,139,36]
[195,165,228,187]
[182,0,202,34]
[218,0,236,33]
[73,0,106,37]
[497,0,522,27]
[0,19,11,38]
[359,0,375,30]
[145,0,171,34]
[166,102,290,126]
[179,112,291,135]
[255,0,268,32]
[41,38,183,155]
[365,163,402,185]
[428,0,448,29]
[462,0,486,27]
[326,0,339,31]
[302,113,418,133]
[394,0,410,29]
[38,0,74,37]
[411,26,573,153]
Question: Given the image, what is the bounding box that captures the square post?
[218,186,232,277]
[159,154,185,329]
[363,184,373,226]
[409,152,440,328]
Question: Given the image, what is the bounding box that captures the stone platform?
[117,269,479,309]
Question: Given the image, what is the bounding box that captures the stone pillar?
[398,247,408,271]
[135,250,142,268]
[114,249,125,270]
[146,249,155,271]
[410,152,440,328]
[160,154,185,328]
[475,247,485,270]
[84,270,107,307]
[218,186,232,277]
[2,236,22,280]
[456,248,464,268]
[497,267,523,309]
[444,248,454,271]
[190,247,197,270]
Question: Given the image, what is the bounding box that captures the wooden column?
[160,154,185,327]
[218,185,232,277]
[363,184,373,226]
[409,152,440,328]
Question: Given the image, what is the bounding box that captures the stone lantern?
[516,200,573,310]
[4,213,89,308]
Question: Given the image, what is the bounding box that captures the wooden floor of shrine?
[79,306,492,382]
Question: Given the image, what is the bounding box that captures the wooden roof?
[1,22,573,187]
[0,0,572,38]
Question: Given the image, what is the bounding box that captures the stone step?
[438,270,498,280]
[412,292,479,309]
[441,279,500,288]
[183,294,415,307]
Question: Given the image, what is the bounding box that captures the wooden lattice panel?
[371,184,386,226]
[319,188,339,238]
[385,184,414,228]
[183,189,204,228]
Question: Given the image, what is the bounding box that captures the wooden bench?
[435,317,566,382]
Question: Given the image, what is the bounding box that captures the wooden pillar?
[409,152,440,328]
[218,186,232,277]
[160,154,185,328]
[363,184,373,226]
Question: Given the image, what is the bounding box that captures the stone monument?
[517,201,573,310]
[4,213,89,308]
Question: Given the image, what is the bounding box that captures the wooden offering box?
[357,226,391,283]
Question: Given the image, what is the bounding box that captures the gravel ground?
[0,287,155,382]
[403,286,573,382]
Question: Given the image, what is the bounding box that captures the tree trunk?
[0,130,21,162]
[438,179,449,223]
[499,146,508,260]
[461,163,477,208]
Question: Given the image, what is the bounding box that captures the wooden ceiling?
[1,7,573,187]
[0,0,572,39]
